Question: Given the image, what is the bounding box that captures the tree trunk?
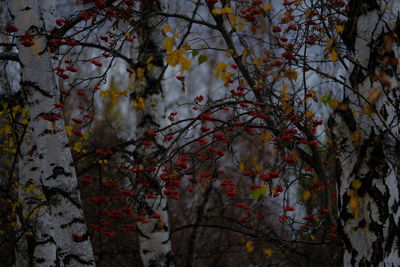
[133,0,173,266]
[16,123,57,267]
[186,185,213,267]
[10,1,95,265]
[330,0,400,265]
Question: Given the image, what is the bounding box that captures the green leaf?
[252,185,267,201]
[320,94,331,105]
[192,49,199,57]
[198,54,208,65]
[2,103,8,111]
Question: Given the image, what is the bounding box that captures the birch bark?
[16,124,57,267]
[133,1,173,266]
[330,0,400,265]
[10,0,95,265]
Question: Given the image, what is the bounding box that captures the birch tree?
[16,123,58,267]
[132,0,174,266]
[329,0,400,265]
[9,0,95,265]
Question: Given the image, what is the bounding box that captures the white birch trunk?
[330,0,400,265]
[10,1,95,265]
[16,124,57,267]
[134,1,173,266]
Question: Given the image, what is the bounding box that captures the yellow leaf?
[137,68,145,79]
[111,92,118,105]
[280,102,292,114]
[303,190,311,201]
[363,105,374,115]
[133,97,145,110]
[329,99,339,109]
[215,62,228,72]
[12,105,20,115]
[365,221,370,232]
[215,62,228,79]
[212,7,232,15]
[264,248,273,256]
[284,69,298,81]
[99,88,110,99]
[252,156,258,165]
[65,126,74,137]
[331,49,338,62]
[23,184,36,193]
[305,8,312,18]
[352,179,362,190]
[273,73,282,81]
[367,87,382,104]
[147,56,154,71]
[163,25,171,33]
[326,139,333,148]
[242,48,251,59]
[305,110,313,118]
[166,51,180,67]
[221,71,233,82]
[239,162,245,172]
[221,7,232,13]
[263,4,272,11]
[280,84,289,101]
[230,13,238,23]
[324,38,334,52]
[165,37,174,53]
[3,125,12,135]
[24,231,33,236]
[179,57,191,72]
[146,56,154,65]
[238,23,245,32]
[226,49,234,57]
[384,34,394,52]
[336,25,344,34]
[262,131,272,143]
[349,193,359,219]
[255,164,262,171]
[352,130,362,146]
[73,141,83,152]
[245,241,254,253]
[253,57,262,67]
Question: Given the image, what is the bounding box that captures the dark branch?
[52,0,118,38]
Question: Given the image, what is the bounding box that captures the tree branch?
[52,0,119,37]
